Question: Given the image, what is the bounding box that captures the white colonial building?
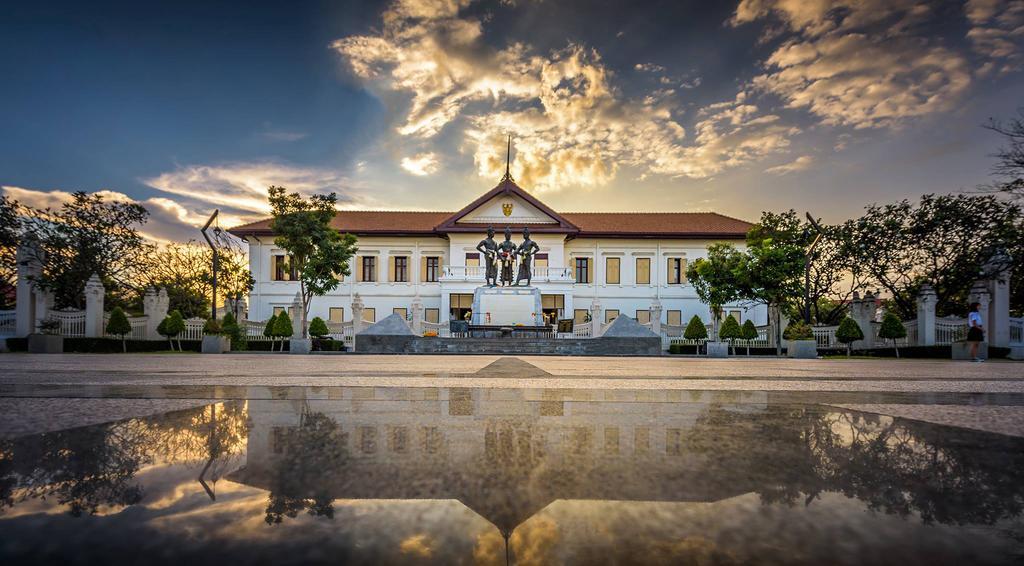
[229,175,767,331]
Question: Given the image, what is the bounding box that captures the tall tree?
[137,242,254,318]
[267,187,357,339]
[981,108,1024,199]
[0,195,20,309]
[20,192,154,309]
[686,243,744,338]
[843,194,1019,318]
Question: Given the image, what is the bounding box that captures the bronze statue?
[516,227,540,286]
[476,226,498,287]
[497,227,517,286]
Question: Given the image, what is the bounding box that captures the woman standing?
[967,302,985,362]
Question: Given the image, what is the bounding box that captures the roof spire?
[501,134,514,182]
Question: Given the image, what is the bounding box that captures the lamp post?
[201,210,220,321]
[804,212,823,324]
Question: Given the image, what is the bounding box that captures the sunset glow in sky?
[2,0,1023,241]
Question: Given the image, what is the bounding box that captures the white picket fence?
[0,310,15,337]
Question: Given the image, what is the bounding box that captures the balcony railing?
[440,265,574,283]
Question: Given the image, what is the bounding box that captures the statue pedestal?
[472,286,544,326]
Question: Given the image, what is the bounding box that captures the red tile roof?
[229,209,751,239]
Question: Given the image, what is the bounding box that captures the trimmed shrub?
[106,307,132,352]
[878,312,907,358]
[783,320,813,341]
[263,313,279,351]
[740,319,758,355]
[309,317,330,338]
[683,315,708,340]
[274,312,294,341]
[718,315,742,354]
[221,312,246,351]
[158,310,186,351]
[835,316,865,358]
[4,337,200,353]
[202,318,223,335]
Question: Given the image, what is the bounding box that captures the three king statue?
[475,226,540,287]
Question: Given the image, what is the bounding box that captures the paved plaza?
[1,353,1022,439]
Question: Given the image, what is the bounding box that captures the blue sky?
[2,0,1023,241]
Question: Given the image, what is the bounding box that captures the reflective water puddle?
[1,388,1022,565]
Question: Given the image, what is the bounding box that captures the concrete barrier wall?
[355,335,661,356]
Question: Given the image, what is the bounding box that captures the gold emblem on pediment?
[502,201,514,216]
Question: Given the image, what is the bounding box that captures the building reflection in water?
[1,388,1023,564]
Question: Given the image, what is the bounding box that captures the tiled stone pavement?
[1,353,1022,438]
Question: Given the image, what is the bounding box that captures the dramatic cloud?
[332,0,796,192]
[765,154,814,174]
[143,162,374,219]
[735,0,974,130]
[400,152,440,176]
[966,0,1024,75]
[1,185,205,243]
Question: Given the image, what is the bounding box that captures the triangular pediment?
[435,177,579,234]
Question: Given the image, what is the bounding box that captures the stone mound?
[357,313,415,336]
[601,315,659,338]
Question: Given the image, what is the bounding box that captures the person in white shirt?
[967,302,985,362]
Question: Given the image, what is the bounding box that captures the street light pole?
[201,210,220,321]
[804,212,823,324]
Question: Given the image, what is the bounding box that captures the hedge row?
[4,337,201,353]
[666,344,1010,359]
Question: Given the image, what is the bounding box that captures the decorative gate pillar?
[84,274,105,337]
[849,291,875,350]
[15,244,43,337]
[968,280,991,341]
[590,298,602,337]
[650,299,663,335]
[143,288,169,340]
[351,294,365,334]
[411,294,424,335]
[916,283,936,346]
[984,248,1012,347]
[290,292,303,336]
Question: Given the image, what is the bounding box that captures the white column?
[916,283,936,346]
[590,298,602,337]
[143,288,168,339]
[84,274,105,337]
[351,293,365,334]
[989,269,1011,348]
[850,291,875,350]
[650,299,662,335]
[411,294,424,334]
[290,292,303,337]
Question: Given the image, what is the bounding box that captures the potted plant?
[201,318,230,354]
[28,316,64,354]
[835,316,864,358]
[783,320,817,359]
[106,307,132,353]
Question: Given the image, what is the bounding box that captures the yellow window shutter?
[666,257,673,284]
[680,258,687,283]
[587,258,594,284]
[420,256,428,282]
[388,256,395,282]
[355,257,363,282]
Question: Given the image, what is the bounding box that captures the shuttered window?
[605,309,619,323]
[329,307,344,323]
[422,256,440,282]
[390,256,409,283]
[667,257,686,285]
[574,257,592,284]
[425,308,440,323]
[606,257,620,285]
[667,310,682,326]
[360,256,377,282]
[636,310,650,324]
[636,258,650,285]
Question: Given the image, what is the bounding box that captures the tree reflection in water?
[0,402,248,516]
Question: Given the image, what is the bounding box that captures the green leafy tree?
[686,243,744,338]
[160,310,186,352]
[308,317,329,339]
[835,316,865,358]
[105,307,132,353]
[221,312,246,351]
[741,319,758,355]
[843,194,1019,318]
[19,192,155,310]
[782,320,814,341]
[878,311,907,358]
[0,195,20,310]
[718,315,742,355]
[274,311,294,347]
[684,314,708,353]
[136,242,255,319]
[268,187,358,338]
[736,214,807,355]
[264,312,279,351]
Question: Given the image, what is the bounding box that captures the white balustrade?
[935,317,967,345]
[1010,317,1023,345]
[50,309,86,337]
[440,264,573,283]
